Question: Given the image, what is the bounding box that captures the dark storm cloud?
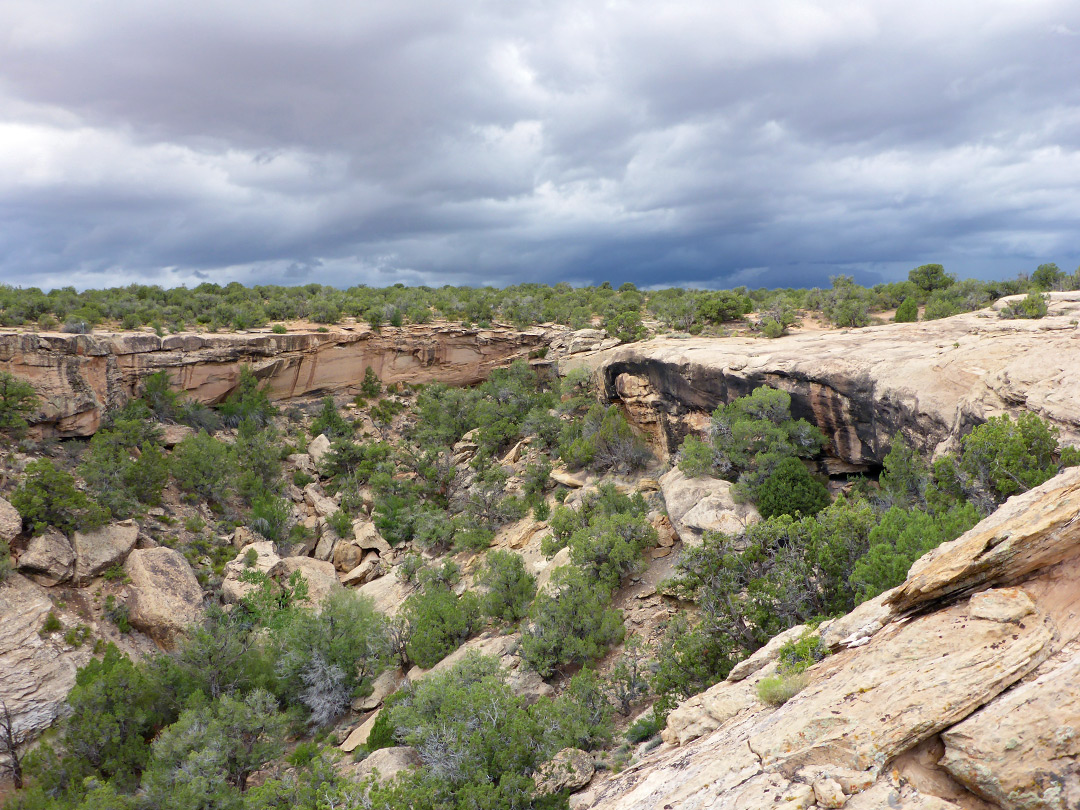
[1,0,1079,291]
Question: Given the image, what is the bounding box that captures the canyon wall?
[0,324,556,436]
[576,293,1080,468]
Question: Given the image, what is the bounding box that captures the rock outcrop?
[581,294,1080,466]
[571,466,1080,810]
[124,547,205,644]
[0,574,92,738]
[0,323,556,436]
[0,496,20,543]
[72,521,139,584]
[16,527,75,586]
[659,466,760,544]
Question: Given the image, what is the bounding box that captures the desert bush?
[521,567,625,677]
[170,431,234,503]
[12,459,110,535]
[402,586,480,669]
[0,372,39,436]
[1000,291,1049,319]
[754,456,830,519]
[893,296,918,322]
[478,550,536,624]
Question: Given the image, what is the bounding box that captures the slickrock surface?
[0,324,555,436]
[582,293,1080,464]
[571,467,1080,810]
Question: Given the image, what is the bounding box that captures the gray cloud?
[1,0,1078,291]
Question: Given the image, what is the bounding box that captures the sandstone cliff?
[0,324,554,436]
[579,293,1080,467]
[572,466,1080,810]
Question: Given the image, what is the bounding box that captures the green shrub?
[104,595,131,634]
[894,296,918,322]
[309,395,352,439]
[403,586,480,669]
[521,568,625,677]
[218,367,277,428]
[0,539,12,583]
[12,459,109,535]
[40,611,62,636]
[326,509,353,539]
[0,371,39,436]
[1000,291,1049,319]
[478,550,536,624]
[626,714,664,743]
[170,431,234,503]
[756,672,809,706]
[360,366,382,398]
[754,456,830,519]
[271,323,288,334]
[249,494,292,543]
[677,386,826,494]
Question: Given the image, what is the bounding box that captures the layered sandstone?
[571,467,1080,810]
[0,323,555,436]
[579,293,1080,466]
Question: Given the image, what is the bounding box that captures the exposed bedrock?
[577,293,1080,466]
[0,324,556,436]
[572,467,1080,810]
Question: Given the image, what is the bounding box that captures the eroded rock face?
[582,294,1080,465]
[124,547,205,644]
[0,324,557,437]
[572,468,1080,810]
[0,574,92,737]
[941,656,1080,810]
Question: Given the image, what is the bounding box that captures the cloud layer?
[1,0,1078,290]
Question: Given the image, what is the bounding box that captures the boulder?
[0,496,21,543]
[72,520,139,583]
[659,467,760,545]
[221,541,282,604]
[160,424,194,447]
[534,748,596,796]
[340,709,381,753]
[333,522,390,571]
[287,452,316,476]
[0,574,93,739]
[304,483,339,518]
[307,433,332,467]
[347,746,421,783]
[506,666,555,705]
[536,546,571,595]
[313,523,340,561]
[271,557,342,608]
[341,551,381,586]
[356,572,411,617]
[124,547,205,645]
[17,527,75,586]
[551,469,586,488]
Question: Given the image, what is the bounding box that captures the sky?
[1,0,1079,292]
